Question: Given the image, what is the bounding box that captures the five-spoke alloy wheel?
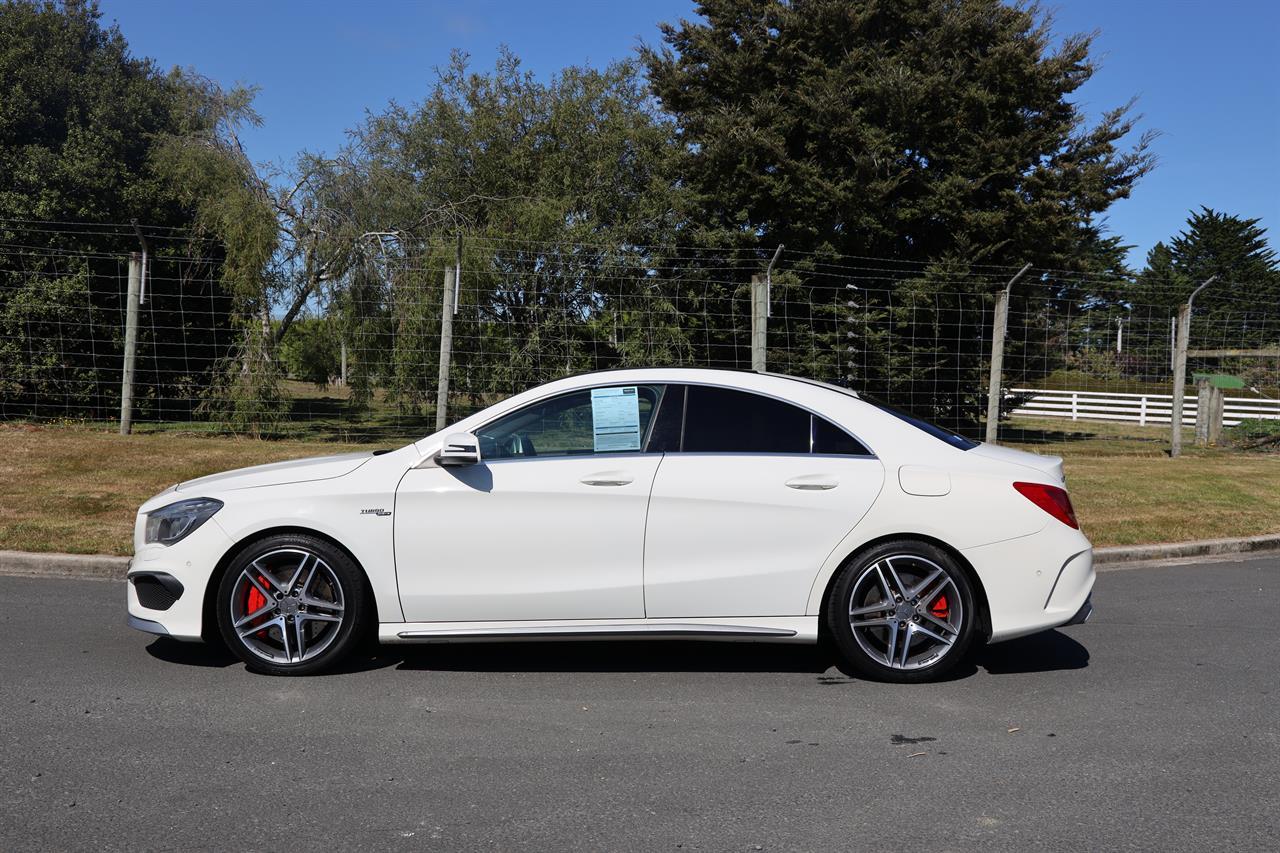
[826,540,978,683]
[217,534,367,675]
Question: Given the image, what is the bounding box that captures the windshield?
[868,399,979,450]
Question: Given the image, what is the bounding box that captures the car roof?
[554,366,861,398]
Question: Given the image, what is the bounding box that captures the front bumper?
[127,614,170,636]
[125,516,233,641]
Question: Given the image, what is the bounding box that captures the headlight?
[144,498,223,546]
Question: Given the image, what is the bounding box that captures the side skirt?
[380,616,818,645]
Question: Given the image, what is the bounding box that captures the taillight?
[1013,481,1079,529]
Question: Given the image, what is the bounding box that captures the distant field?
[2,420,1277,557]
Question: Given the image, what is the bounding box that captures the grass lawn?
[0,424,368,556]
[1,421,1277,556]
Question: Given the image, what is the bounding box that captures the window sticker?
[591,386,642,452]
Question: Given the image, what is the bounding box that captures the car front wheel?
[216,534,367,676]
[825,540,978,683]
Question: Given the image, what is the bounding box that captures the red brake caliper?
[929,594,950,620]
[245,578,269,637]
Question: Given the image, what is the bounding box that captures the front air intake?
[131,573,184,611]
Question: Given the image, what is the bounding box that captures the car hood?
[969,443,1065,483]
[173,452,374,494]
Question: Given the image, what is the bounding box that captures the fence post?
[119,252,142,435]
[1195,378,1210,446]
[984,263,1030,444]
[1139,396,1147,426]
[435,266,456,432]
[750,273,767,372]
[1208,386,1225,445]
[1171,276,1217,457]
[1170,303,1191,457]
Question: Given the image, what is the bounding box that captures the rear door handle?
[785,475,838,491]
[581,473,634,487]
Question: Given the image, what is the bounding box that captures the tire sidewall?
[825,540,979,683]
[216,533,367,676]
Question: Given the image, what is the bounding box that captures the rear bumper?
[1065,595,1094,626]
[963,523,1095,643]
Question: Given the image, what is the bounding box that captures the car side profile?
[126,368,1094,682]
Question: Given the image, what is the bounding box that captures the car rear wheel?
[216,534,367,676]
[825,540,978,683]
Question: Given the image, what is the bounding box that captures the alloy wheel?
[228,548,346,665]
[847,554,964,671]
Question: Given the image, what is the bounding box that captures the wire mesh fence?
[2,229,1278,451]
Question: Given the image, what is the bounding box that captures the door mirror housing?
[437,432,481,467]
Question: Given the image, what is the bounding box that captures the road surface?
[1,556,1276,851]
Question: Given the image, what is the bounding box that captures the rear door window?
[673,384,871,456]
[681,385,812,453]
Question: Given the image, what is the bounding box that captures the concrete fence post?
[984,264,1030,445]
[1171,277,1217,458]
[435,266,456,432]
[750,274,767,372]
[119,252,142,435]
[1170,302,1191,456]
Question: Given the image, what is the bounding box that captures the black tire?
[216,533,368,676]
[825,539,979,683]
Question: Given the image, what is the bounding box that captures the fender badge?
[360,508,392,517]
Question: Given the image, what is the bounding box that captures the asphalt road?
[1,557,1277,852]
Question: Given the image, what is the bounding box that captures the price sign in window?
[591,386,641,452]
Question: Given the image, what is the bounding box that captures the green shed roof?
[1192,373,1246,389]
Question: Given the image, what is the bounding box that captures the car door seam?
[640,452,667,619]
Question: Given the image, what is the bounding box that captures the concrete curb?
[2,534,1279,582]
[0,549,129,580]
[1093,533,1280,567]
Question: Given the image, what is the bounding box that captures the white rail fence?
[1006,388,1280,427]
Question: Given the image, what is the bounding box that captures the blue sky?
[99,0,1279,268]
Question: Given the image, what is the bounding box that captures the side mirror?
[437,432,481,467]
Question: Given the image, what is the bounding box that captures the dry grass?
[0,424,368,556]
[1,421,1277,556]
[1053,448,1280,547]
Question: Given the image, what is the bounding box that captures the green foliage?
[641,0,1155,428]
[1128,209,1279,312]
[1225,418,1280,449]
[278,317,341,388]
[150,71,286,434]
[643,0,1153,268]
[342,51,687,404]
[0,0,234,419]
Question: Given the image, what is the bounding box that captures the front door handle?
[581,473,634,487]
[785,475,838,491]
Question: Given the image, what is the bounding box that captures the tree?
[644,0,1153,267]
[337,51,687,411]
[642,0,1155,428]
[1161,207,1279,364]
[0,0,234,420]
[1168,207,1279,305]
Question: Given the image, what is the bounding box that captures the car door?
[394,384,666,622]
[642,384,885,618]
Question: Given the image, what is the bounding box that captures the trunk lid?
[969,443,1066,483]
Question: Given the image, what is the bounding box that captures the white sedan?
[126,368,1094,682]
